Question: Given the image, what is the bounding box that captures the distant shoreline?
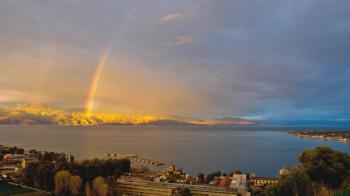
[290,130,350,143]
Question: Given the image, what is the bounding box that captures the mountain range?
[0,104,259,126]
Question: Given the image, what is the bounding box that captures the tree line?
[265,146,350,196]
[21,158,130,195]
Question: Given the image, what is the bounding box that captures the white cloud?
[160,12,183,23]
[166,35,197,47]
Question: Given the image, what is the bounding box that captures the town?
[0,144,284,196]
[290,130,350,143]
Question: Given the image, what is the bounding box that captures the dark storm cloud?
[0,0,349,122]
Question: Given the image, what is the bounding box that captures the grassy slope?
[0,183,50,196]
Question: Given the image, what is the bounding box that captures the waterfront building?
[116,176,244,196]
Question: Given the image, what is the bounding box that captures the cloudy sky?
[1,0,350,124]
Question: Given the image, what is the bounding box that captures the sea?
[0,125,349,176]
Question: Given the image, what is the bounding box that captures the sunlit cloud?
[160,12,183,23]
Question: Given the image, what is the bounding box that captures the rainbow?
[84,48,110,117]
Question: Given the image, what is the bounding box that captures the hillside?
[0,104,259,126]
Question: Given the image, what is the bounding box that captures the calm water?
[0,125,349,176]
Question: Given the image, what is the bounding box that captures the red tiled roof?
[217,177,231,187]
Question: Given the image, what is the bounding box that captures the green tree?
[22,162,38,187]
[106,176,118,196]
[335,188,350,196]
[266,147,350,196]
[55,170,72,196]
[22,161,55,190]
[197,173,205,184]
[29,149,39,155]
[37,162,54,190]
[298,146,350,189]
[69,175,82,196]
[21,155,130,193]
[15,148,24,154]
[92,177,109,196]
[265,168,312,196]
[85,182,92,196]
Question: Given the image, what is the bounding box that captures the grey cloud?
[166,35,197,47]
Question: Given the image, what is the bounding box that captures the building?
[230,174,247,194]
[21,158,39,168]
[278,166,291,176]
[161,165,187,183]
[217,176,232,187]
[3,154,28,162]
[116,176,242,196]
[250,177,278,187]
[0,146,10,154]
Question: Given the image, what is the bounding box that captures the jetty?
[104,154,165,166]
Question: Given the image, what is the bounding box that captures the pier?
[104,154,165,166]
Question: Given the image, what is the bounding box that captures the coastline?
[290,130,350,143]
